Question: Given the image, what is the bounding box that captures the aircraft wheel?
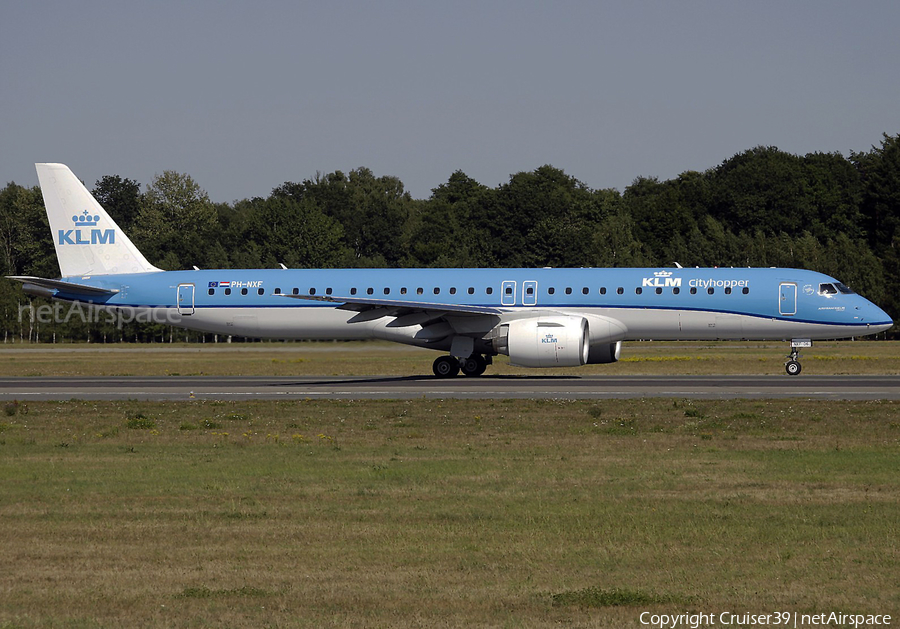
[433,355,460,378]
[785,360,802,376]
[461,355,487,377]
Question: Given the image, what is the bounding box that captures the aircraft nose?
[866,302,894,334]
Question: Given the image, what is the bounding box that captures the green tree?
[275,168,413,266]
[623,171,706,259]
[478,165,605,266]
[801,152,864,239]
[853,133,900,318]
[233,196,347,269]
[133,171,218,270]
[709,146,813,235]
[92,175,142,233]
[405,170,493,267]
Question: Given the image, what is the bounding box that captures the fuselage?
[49,266,893,344]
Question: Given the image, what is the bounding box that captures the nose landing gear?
[785,339,811,376]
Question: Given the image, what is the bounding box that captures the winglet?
[35,163,161,277]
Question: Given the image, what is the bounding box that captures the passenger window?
[725,287,732,295]
[655,287,662,295]
[617,287,624,295]
[673,287,680,295]
[468,287,474,295]
[708,287,715,295]
[241,288,248,295]
[599,287,606,295]
[582,287,589,295]
[486,287,493,295]
[292,287,300,295]
[742,287,749,295]
[417,287,424,295]
[434,287,440,295]
[400,287,407,295]
[526,286,534,295]
[310,288,316,295]
[565,287,572,295]
[367,287,374,295]
[350,288,357,295]
[224,288,232,295]
[325,287,332,295]
[548,287,555,295]
[258,288,265,296]
[690,287,697,295]
[505,286,513,295]
[384,288,390,295]
[635,287,642,295]
[208,288,215,296]
[274,288,281,295]
[450,287,457,295]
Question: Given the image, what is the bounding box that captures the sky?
[2,0,898,203]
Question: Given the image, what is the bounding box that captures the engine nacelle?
[492,316,589,368]
[587,340,622,364]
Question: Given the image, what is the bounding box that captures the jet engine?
[490,316,589,368]
[587,340,622,364]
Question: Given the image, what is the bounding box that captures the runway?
[0,374,897,401]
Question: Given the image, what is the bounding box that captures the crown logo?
[654,270,673,277]
[72,209,100,226]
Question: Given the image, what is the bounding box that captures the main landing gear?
[432,354,490,378]
[784,338,811,376]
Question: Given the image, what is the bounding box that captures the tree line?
[2,133,898,342]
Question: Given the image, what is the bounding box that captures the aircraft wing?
[278,293,503,315]
[7,276,120,296]
[277,293,505,330]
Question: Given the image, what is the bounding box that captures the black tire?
[785,360,802,376]
[433,355,460,378]
[461,355,487,377]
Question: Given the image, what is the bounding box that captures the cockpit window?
[819,283,838,295]
[835,282,855,294]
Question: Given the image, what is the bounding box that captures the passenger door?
[177,283,195,315]
[779,282,797,316]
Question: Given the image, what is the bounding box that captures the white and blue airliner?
[8,163,893,377]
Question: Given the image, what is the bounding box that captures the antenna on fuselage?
[279,263,288,269]
[674,262,683,269]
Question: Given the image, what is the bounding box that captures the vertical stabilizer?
[35,163,160,277]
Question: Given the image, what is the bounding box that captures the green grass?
[0,339,897,376]
[0,398,898,627]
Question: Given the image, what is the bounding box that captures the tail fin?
[35,163,161,277]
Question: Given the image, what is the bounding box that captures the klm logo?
[642,270,682,288]
[58,210,115,246]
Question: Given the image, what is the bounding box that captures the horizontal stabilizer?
[7,275,120,297]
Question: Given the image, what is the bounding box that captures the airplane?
[7,163,894,377]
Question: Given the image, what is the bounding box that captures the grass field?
[1,339,898,377]
[1,396,898,627]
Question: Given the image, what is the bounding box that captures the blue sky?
[2,0,898,202]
